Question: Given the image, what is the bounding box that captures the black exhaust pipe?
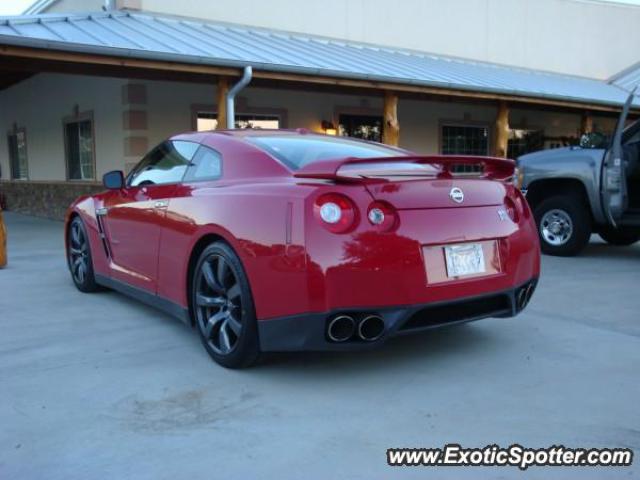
[358,315,385,342]
[327,315,356,342]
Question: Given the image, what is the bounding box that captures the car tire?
[534,195,592,257]
[67,216,100,292]
[192,242,260,369]
[598,226,640,246]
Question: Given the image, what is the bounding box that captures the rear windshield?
[246,135,406,170]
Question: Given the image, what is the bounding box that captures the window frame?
[337,112,385,142]
[191,103,288,131]
[63,111,96,182]
[182,145,223,183]
[7,127,29,180]
[195,111,282,131]
[439,121,491,156]
[126,140,200,188]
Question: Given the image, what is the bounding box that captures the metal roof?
[610,61,640,93]
[0,10,636,108]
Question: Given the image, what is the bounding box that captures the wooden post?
[581,111,593,134]
[382,91,400,146]
[494,101,509,158]
[216,76,229,130]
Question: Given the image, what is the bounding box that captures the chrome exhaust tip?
[358,315,385,342]
[516,287,527,310]
[327,315,356,342]
[516,283,535,311]
[524,283,535,305]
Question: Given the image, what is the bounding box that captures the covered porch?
[0,11,633,218]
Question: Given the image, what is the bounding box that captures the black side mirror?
[103,170,125,190]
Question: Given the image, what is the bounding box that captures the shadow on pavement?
[257,322,498,376]
[578,241,640,260]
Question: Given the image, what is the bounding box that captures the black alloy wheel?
[67,217,99,292]
[193,242,259,368]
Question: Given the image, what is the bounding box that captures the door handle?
[154,200,169,209]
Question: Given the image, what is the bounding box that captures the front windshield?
[246,135,406,170]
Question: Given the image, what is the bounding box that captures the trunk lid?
[365,177,507,209]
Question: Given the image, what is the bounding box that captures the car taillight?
[504,196,519,222]
[367,201,398,232]
[314,193,358,233]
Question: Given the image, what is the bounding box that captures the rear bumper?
[258,278,537,352]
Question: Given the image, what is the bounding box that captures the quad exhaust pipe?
[516,283,535,311]
[327,315,356,342]
[327,313,386,342]
[357,315,385,342]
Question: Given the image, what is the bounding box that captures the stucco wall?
[1,73,603,181]
[0,72,620,218]
[0,73,126,182]
[145,78,601,155]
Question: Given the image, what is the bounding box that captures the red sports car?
[65,130,540,368]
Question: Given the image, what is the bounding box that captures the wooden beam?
[382,91,399,146]
[581,111,593,134]
[0,44,634,114]
[216,76,229,130]
[494,101,509,158]
[252,69,630,114]
[0,45,238,77]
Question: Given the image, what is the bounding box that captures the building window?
[196,112,280,131]
[7,129,28,180]
[338,114,383,142]
[64,118,95,180]
[508,129,544,158]
[441,125,489,155]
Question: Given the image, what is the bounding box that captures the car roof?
[171,129,411,154]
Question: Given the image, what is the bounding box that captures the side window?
[65,118,94,180]
[441,125,489,156]
[7,128,28,180]
[184,146,222,182]
[128,140,199,187]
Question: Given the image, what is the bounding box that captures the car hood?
[517,146,605,166]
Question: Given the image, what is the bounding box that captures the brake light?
[504,196,519,222]
[367,201,398,232]
[314,193,358,233]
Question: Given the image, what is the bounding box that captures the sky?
[0,0,33,15]
[1,0,640,15]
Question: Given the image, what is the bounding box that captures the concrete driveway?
[1,212,638,480]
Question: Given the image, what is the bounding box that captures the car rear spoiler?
[293,155,515,183]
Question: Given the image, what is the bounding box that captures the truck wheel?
[534,195,592,256]
[598,226,640,246]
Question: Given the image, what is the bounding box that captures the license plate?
[444,243,486,278]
